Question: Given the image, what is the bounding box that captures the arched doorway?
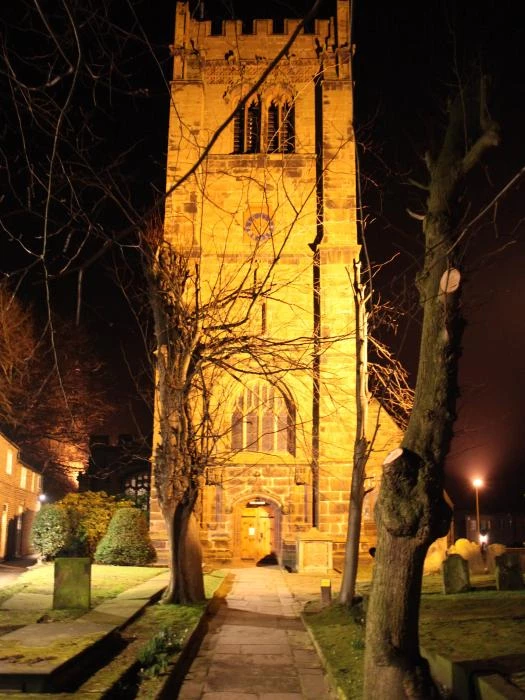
[237,497,279,562]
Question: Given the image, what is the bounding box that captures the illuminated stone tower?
[149,0,401,567]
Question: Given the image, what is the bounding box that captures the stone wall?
[151,0,403,566]
[0,432,41,560]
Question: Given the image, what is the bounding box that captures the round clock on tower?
[244,212,274,241]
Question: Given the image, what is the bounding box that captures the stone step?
[0,573,168,693]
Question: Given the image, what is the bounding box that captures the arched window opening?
[267,100,295,154]
[233,107,245,154]
[282,101,295,153]
[231,407,243,450]
[232,96,295,154]
[231,382,296,455]
[246,100,261,153]
[267,102,279,152]
[233,98,261,154]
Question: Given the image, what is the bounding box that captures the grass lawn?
[302,574,525,700]
[0,563,227,696]
[1,562,168,600]
[128,570,228,697]
[0,563,169,631]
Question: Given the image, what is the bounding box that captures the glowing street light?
[472,478,483,541]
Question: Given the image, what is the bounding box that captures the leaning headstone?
[495,552,523,591]
[53,557,91,609]
[442,553,470,594]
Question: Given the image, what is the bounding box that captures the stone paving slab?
[81,599,146,624]
[1,618,111,646]
[114,571,170,600]
[0,592,52,611]
[178,566,335,699]
[212,652,295,667]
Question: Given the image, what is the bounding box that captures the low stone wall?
[422,647,525,700]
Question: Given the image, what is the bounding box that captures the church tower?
[149,0,401,568]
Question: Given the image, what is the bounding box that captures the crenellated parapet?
[171,0,352,82]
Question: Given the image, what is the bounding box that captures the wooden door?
[240,511,257,559]
[240,506,275,560]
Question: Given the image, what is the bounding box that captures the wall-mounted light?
[247,498,266,507]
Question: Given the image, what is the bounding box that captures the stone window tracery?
[267,99,295,153]
[233,97,261,154]
[232,93,295,154]
[231,382,296,455]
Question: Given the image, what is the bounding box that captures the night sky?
[350,0,525,511]
[1,0,524,512]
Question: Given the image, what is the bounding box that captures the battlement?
[187,17,332,40]
[173,1,350,64]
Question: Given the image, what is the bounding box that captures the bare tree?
[144,220,326,602]
[363,77,500,698]
[0,282,111,496]
[339,260,413,605]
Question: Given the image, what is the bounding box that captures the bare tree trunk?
[365,522,432,695]
[364,450,450,697]
[339,438,367,604]
[162,500,205,604]
[363,79,499,698]
[339,262,369,604]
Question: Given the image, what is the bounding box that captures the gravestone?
[53,557,91,609]
[495,552,523,590]
[442,553,470,594]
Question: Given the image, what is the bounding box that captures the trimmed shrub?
[57,491,133,557]
[31,505,72,559]
[94,507,156,566]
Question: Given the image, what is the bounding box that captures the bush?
[57,491,133,557]
[94,507,156,566]
[31,505,72,559]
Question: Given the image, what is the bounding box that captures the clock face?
[244,212,274,241]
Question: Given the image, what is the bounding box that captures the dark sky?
[350,0,525,510]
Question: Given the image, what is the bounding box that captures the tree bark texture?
[363,81,499,698]
[161,503,205,604]
[340,262,369,604]
[149,249,206,604]
[339,437,367,605]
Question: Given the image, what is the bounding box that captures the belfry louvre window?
[233,97,295,154]
[233,98,261,154]
[231,382,296,455]
[267,100,295,153]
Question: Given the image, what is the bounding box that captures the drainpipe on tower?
[308,70,325,529]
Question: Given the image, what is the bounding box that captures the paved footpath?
[178,565,337,699]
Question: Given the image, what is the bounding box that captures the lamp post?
[472,478,483,541]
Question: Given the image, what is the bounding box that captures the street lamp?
[472,478,483,541]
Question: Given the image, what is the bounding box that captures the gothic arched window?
[233,97,261,154]
[267,100,295,153]
[231,382,296,455]
[232,95,295,154]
